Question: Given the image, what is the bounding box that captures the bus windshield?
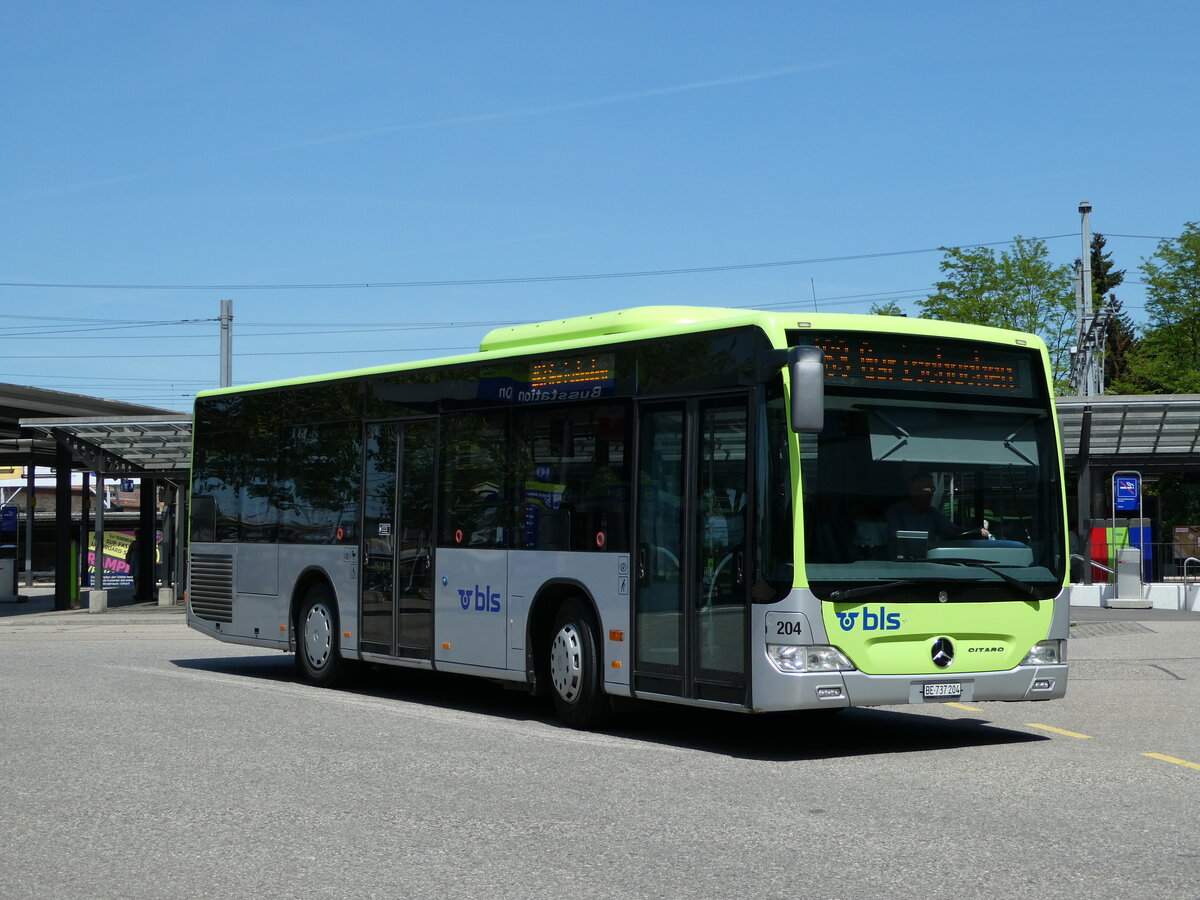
[799,393,1066,601]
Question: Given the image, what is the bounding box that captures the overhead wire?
[0,233,1081,292]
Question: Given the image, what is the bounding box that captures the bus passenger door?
[360,420,436,659]
[634,396,751,705]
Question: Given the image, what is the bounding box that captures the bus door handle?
[637,544,648,583]
[735,551,744,586]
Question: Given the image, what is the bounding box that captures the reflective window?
[277,422,361,544]
[512,404,630,552]
[438,411,510,548]
[190,395,243,543]
[753,375,793,602]
[801,397,1065,598]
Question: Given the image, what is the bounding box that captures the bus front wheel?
[296,584,350,687]
[548,598,610,729]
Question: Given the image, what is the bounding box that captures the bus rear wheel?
[296,583,351,687]
[548,598,610,729]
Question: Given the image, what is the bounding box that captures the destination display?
[523,353,616,402]
[531,353,615,390]
[790,331,1037,398]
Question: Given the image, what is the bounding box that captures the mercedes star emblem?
[931,637,954,668]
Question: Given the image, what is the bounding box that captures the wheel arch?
[289,566,339,651]
[526,578,601,695]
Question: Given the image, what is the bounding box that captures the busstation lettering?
[517,386,604,404]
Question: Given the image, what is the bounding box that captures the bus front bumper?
[751,664,1067,711]
[841,663,1068,706]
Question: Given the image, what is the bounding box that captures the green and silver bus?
[187,306,1068,727]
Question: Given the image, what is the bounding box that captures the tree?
[918,236,1075,384]
[1101,293,1139,389]
[1111,222,1200,394]
[1085,232,1138,389]
[1090,232,1125,303]
[868,300,906,316]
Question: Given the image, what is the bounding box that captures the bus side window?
[438,411,511,549]
[513,404,631,552]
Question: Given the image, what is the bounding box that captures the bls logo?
[458,585,501,613]
[836,606,902,632]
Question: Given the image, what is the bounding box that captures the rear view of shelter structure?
[1058,393,1200,610]
[0,383,191,610]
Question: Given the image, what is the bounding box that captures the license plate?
[923,682,963,699]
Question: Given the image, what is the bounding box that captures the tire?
[295,583,352,687]
[548,598,610,729]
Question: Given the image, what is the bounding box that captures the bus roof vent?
[480,306,745,353]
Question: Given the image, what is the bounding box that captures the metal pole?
[219,299,233,388]
[139,478,156,601]
[94,470,105,598]
[1079,202,1096,396]
[23,463,34,587]
[175,482,187,605]
[79,471,89,586]
[1076,407,1093,585]
[1079,202,1094,318]
[53,442,74,610]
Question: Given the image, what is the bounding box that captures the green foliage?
[918,236,1075,383]
[1109,222,1200,394]
[1090,232,1125,303]
[868,300,906,316]
[1148,475,1200,535]
[1100,293,1138,390]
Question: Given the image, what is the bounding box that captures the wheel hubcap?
[304,603,332,669]
[550,623,583,703]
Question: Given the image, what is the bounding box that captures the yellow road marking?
[1142,753,1200,771]
[1025,723,1092,739]
[946,702,982,711]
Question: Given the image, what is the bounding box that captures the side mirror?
[788,346,825,433]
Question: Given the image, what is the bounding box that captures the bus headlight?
[768,644,854,674]
[1020,640,1064,666]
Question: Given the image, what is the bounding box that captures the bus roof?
[196,306,1047,398]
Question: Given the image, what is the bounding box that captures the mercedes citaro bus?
[187,307,1068,727]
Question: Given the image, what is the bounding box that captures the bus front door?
[634,397,751,706]
[360,420,437,659]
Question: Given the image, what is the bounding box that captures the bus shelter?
[0,383,190,609]
[1056,393,1200,596]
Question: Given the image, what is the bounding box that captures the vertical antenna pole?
[219,299,233,388]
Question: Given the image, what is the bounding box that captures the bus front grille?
[189,553,234,623]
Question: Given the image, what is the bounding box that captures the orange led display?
[530,353,615,389]
[801,333,1031,397]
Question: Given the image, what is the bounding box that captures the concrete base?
[0,594,23,604]
[1066,582,1200,612]
[88,590,108,614]
[158,587,175,607]
[1105,597,1153,609]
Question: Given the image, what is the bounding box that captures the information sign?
[1114,474,1141,513]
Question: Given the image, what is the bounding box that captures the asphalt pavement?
[1,583,1197,899]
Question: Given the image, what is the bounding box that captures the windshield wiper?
[925,558,1052,600]
[829,580,915,602]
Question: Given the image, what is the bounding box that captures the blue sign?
[121,479,134,492]
[1,505,17,534]
[1114,475,1141,512]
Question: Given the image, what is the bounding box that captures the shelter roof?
[1056,394,1200,472]
[20,415,193,478]
[0,382,186,473]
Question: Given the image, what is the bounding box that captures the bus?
[187,306,1069,727]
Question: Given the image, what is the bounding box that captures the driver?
[886,473,989,544]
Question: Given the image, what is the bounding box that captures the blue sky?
[3,1,1197,409]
